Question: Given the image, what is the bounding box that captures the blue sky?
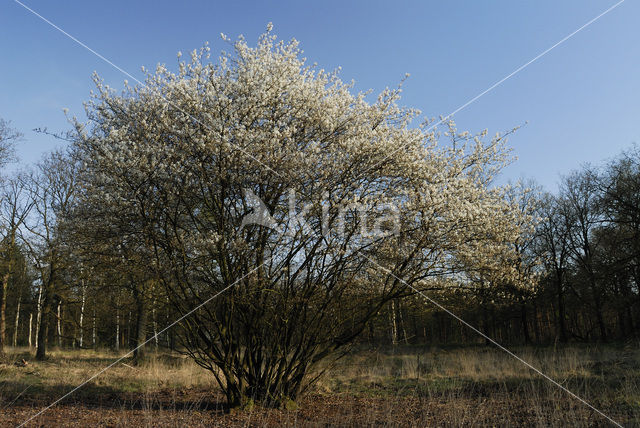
[0,0,638,191]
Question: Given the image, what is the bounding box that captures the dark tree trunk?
[532,300,541,343]
[627,307,635,339]
[36,289,50,360]
[482,302,491,345]
[592,287,607,342]
[556,274,568,343]
[132,284,147,363]
[520,302,532,344]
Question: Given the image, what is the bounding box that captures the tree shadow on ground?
[0,380,229,413]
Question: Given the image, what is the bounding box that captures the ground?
[1,344,638,427]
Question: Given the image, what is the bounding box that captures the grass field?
[1,344,638,426]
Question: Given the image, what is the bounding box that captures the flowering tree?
[72,27,532,407]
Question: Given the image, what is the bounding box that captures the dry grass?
[315,344,640,426]
[1,347,216,397]
[1,344,639,426]
[319,344,633,386]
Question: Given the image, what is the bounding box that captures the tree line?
[371,148,640,347]
[5,125,636,361]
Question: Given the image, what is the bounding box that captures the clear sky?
[1,0,638,191]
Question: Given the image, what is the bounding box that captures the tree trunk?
[532,301,541,343]
[92,308,96,348]
[627,307,635,339]
[482,304,491,345]
[390,300,398,346]
[556,274,568,343]
[165,297,171,349]
[79,282,86,347]
[127,310,132,349]
[133,284,147,363]
[592,285,607,342]
[520,301,531,344]
[398,301,409,344]
[56,301,62,348]
[13,298,21,347]
[36,284,42,339]
[152,299,158,351]
[595,302,607,342]
[28,312,33,348]
[0,230,17,356]
[115,307,120,352]
[36,290,49,360]
[0,272,8,356]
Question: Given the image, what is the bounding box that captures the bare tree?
[598,147,640,336]
[22,151,77,359]
[536,193,572,342]
[0,177,32,355]
[0,119,20,171]
[561,169,608,341]
[0,118,22,356]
